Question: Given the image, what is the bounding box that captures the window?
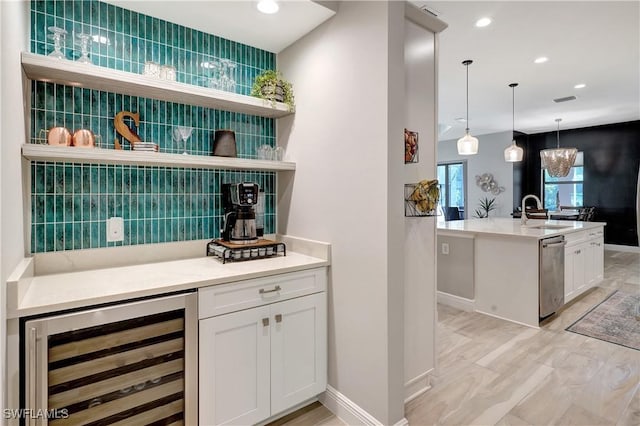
[437,161,467,219]
[542,152,584,210]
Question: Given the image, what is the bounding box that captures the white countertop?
[437,218,605,240]
[7,237,330,318]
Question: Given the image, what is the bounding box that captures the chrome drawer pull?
[259,285,281,295]
[275,314,282,323]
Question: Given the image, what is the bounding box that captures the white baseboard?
[404,370,432,403]
[474,309,540,330]
[436,291,474,312]
[605,244,640,253]
[320,385,408,426]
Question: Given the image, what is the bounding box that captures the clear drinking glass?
[173,126,193,155]
[74,32,93,64]
[47,26,67,59]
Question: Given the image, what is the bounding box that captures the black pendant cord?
[462,60,472,133]
[466,64,469,132]
[508,83,519,142]
[556,118,561,148]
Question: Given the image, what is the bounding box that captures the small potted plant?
[474,197,497,218]
[251,70,295,111]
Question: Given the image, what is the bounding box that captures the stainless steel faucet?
[521,194,543,225]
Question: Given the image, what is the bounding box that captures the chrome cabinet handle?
[262,318,270,327]
[275,314,282,323]
[259,285,281,295]
[28,327,37,425]
[575,249,581,254]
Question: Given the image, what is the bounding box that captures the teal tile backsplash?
[29,0,278,253]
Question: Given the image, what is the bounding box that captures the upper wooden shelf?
[22,144,296,172]
[21,52,293,119]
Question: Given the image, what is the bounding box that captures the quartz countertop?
[437,218,605,240]
[7,236,330,318]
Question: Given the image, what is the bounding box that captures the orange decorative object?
[47,127,72,146]
[114,111,142,147]
[72,129,96,148]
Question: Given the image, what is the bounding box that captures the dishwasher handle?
[542,240,566,248]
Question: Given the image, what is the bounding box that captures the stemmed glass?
[47,26,67,59]
[219,59,237,92]
[74,32,93,64]
[173,126,193,155]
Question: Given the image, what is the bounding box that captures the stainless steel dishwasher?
[539,235,566,318]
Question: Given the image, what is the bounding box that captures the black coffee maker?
[221,182,259,244]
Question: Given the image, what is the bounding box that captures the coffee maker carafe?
[221,182,259,244]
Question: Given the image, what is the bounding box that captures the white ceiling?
[106,1,638,138]
[106,0,335,53]
[422,1,640,138]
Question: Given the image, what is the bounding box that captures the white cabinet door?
[573,244,587,295]
[270,293,327,414]
[586,237,604,285]
[564,247,575,301]
[199,305,271,426]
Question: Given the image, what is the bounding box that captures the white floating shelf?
[21,52,293,119]
[22,144,296,171]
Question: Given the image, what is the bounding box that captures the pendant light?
[457,60,479,155]
[504,83,524,162]
[540,118,577,177]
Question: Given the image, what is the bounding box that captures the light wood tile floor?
[279,250,639,426]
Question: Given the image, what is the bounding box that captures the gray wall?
[437,235,474,299]
[438,130,515,218]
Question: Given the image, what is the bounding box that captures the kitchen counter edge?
[7,237,330,319]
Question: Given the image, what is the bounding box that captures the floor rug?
[566,290,640,351]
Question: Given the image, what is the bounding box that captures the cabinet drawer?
[199,268,327,319]
[565,230,588,245]
[586,228,604,239]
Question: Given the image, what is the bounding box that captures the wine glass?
[47,26,67,59]
[173,126,193,155]
[74,32,93,64]
[219,59,237,92]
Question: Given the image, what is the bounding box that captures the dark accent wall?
[514,120,640,246]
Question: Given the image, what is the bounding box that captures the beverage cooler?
[22,292,198,425]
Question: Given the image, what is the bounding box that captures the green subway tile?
[55,223,65,251]
[64,222,74,250]
[34,224,45,252]
[88,222,101,248]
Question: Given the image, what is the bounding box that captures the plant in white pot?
[251,70,295,111]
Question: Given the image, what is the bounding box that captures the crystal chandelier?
[457,60,479,155]
[540,118,577,177]
[504,83,523,162]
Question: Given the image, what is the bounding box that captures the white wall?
[1,0,29,417]
[403,20,436,401]
[277,1,406,424]
[438,131,514,217]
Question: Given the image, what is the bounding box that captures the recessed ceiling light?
[534,57,549,64]
[455,117,467,123]
[574,83,586,89]
[257,0,279,14]
[475,17,492,28]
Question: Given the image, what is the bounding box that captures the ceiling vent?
[553,96,577,103]
[420,5,440,17]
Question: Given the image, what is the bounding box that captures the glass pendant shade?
[457,60,478,155]
[540,118,577,177]
[457,130,479,155]
[504,83,523,162]
[504,140,524,162]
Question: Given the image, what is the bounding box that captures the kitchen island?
[437,218,605,328]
